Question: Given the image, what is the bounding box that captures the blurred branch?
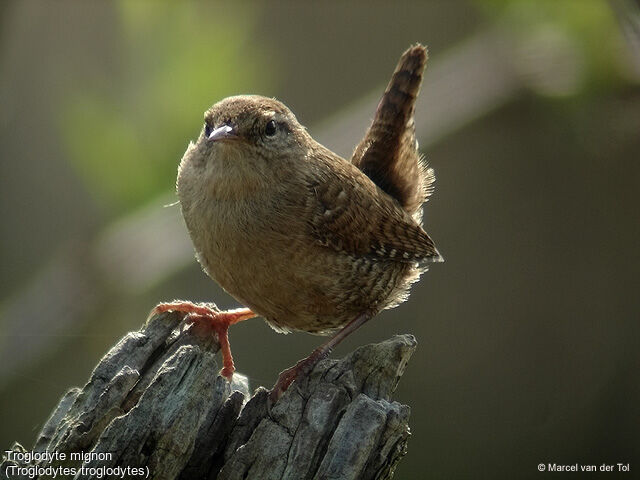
[1,311,415,480]
[0,27,523,384]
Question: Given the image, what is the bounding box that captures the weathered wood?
[1,309,416,480]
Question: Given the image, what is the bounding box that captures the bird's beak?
[207,124,237,142]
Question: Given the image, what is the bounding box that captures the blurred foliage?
[476,0,633,95]
[59,1,276,212]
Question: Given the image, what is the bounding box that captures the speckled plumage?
[176,44,441,337]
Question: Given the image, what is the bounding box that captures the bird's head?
[177,95,312,201]
[203,95,307,161]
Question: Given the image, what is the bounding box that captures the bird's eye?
[265,120,277,137]
[204,123,213,138]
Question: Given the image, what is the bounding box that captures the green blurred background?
[1,1,639,478]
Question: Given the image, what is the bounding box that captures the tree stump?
[1,309,416,480]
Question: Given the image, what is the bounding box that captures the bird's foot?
[151,301,255,380]
[269,347,330,403]
[268,313,372,403]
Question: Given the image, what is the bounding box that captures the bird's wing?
[305,158,442,263]
[351,44,434,219]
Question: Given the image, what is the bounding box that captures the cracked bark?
[1,310,416,480]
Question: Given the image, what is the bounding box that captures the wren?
[153,44,442,400]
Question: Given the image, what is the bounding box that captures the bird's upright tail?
[351,44,434,223]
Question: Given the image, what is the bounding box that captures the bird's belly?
[185,199,416,335]
[204,238,351,332]
[199,230,410,334]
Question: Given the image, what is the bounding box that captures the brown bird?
[153,44,442,400]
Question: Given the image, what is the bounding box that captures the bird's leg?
[151,302,256,379]
[270,312,372,402]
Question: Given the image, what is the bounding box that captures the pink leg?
[270,313,372,402]
[151,302,256,379]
